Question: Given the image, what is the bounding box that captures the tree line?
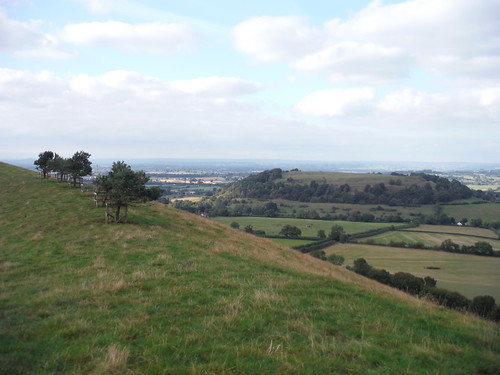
[34,150,92,185]
[34,151,162,223]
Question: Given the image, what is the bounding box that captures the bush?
[427,287,470,310]
[230,221,240,229]
[352,258,372,276]
[470,295,496,318]
[392,272,424,295]
[326,254,344,266]
[310,250,326,260]
[368,268,392,285]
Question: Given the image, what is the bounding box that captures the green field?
[212,216,406,237]
[1,163,499,374]
[404,224,499,238]
[325,243,500,300]
[277,171,427,190]
[362,230,500,250]
[442,203,500,223]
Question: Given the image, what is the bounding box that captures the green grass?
[404,224,499,238]
[278,171,427,190]
[362,230,500,250]
[212,216,407,238]
[326,243,500,300]
[442,203,500,222]
[1,162,499,375]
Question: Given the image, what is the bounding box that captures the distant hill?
[221,168,484,206]
[1,162,498,374]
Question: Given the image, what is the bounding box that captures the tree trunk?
[115,205,121,223]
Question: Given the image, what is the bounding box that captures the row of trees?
[34,150,92,185]
[364,238,497,257]
[350,258,499,320]
[34,151,162,223]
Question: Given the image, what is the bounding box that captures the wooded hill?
[221,169,488,206]
[1,162,499,374]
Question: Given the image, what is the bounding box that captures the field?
[1,163,499,374]
[277,171,427,190]
[442,203,500,223]
[403,224,499,238]
[325,243,500,300]
[212,216,407,237]
[363,231,500,250]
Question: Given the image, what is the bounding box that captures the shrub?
[470,295,496,318]
[392,272,424,295]
[310,250,326,260]
[230,221,240,229]
[326,254,344,266]
[352,258,372,276]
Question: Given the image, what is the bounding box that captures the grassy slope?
[1,163,499,375]
[326,243,500,300]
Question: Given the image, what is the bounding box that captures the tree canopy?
[34,151,55,178]
[94,161,162,223]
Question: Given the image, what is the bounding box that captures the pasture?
[403,224,498,238]
[212,217,406,237]
[325,243,500,300]
[277,171,427,190]
[363,230,500,250]
[442,202,500,223]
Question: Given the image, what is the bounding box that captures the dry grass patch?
[95,344,129,374]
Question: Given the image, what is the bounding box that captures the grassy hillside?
[1,162,499,375]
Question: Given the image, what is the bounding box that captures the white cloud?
[296,87,376,117]
[233,0,500,82]
[0,12,74,58]
[74,0,114,14]
[292,41,409,83]
[169,76,263,96]
[233,15,321,62]
[61,21,198,53]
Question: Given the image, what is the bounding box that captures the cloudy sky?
[1,0,499,163]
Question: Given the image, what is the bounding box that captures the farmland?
[360,230,500,250]
[403,224,499,238]
[325,243,500,300]
[212,216,407,237]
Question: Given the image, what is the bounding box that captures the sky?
[1,0,499,163]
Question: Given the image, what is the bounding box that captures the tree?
[34,151,55,178]
[48,153,70,181]
[329,224,345,241]
[473,241,493,256]
[317,229,326,239]
[440,239,459,252]
[279,224,302,238]
[68,151,92,186]
[94,161,159,223]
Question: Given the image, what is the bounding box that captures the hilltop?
[0,162,499,374]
